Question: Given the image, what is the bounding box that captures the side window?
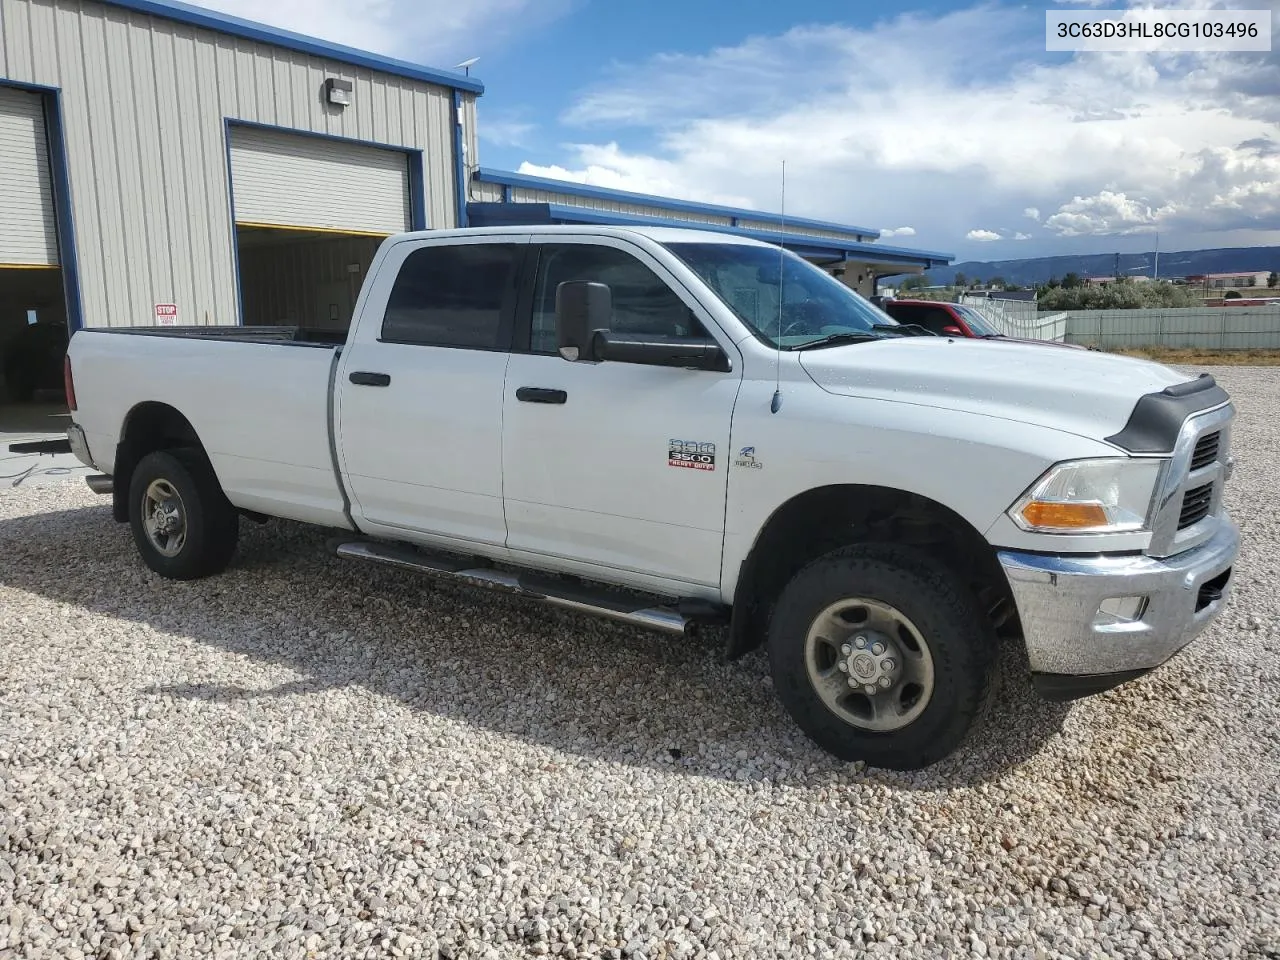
[885,303,923,326]
[920,308,958,334]
[381,243,520,349]
[529,243,705,354]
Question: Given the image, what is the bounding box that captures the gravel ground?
[2,365,1278,960]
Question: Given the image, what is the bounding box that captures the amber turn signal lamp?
[1020,501,1108,529]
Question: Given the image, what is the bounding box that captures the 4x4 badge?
[734,446,763,470]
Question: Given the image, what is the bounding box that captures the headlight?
[1009,458,1164,534]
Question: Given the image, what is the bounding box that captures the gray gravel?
[2,364,1279,959]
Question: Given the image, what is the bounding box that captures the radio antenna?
[771,160,786,415]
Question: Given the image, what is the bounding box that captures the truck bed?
[68,325,351,529]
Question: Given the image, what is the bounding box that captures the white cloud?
[1014,232,1032,240]
[967,229,1002,242]
[195,0,570,64]
[518,145,759,208]
[880,226,917,238]
[527,3,1280,252]
[479,119,536,148]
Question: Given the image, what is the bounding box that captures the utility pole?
[1154,232,1160,280]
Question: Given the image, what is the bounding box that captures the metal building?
[0,0,951,410]
[0,0,480,401]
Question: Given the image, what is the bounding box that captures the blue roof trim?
[97,0,485,94]
[475,167,881,241]
[465,202,954,267]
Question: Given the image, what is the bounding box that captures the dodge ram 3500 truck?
[53,225,1240,769]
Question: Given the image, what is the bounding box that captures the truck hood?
[797,337,1189,445]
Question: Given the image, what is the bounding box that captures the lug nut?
[871,642,885,655]
[848,678,859,688]
[882,659,896,671]
[841,643,852,656]
[838,661,849,673]
[854,636,867,649]
[878,676,892,689]
[864,684,878,696]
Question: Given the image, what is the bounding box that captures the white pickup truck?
[53,224,1240,769]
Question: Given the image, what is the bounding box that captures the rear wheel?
[128,448,239,580]
[767,543,997,770]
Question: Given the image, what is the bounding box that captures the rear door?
[500,236,743,591]
[335,235,528,552]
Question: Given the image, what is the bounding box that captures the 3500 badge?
[668,439,716,471]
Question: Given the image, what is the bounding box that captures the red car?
[879,298,1085,348]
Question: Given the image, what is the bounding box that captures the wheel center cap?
[852,654,877,679]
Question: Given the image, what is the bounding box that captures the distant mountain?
[918,246,1280,287]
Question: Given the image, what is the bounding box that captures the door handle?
[349,371,391,387]
[516,387,567,405]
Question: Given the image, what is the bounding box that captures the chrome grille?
[1191,432,1220,471]
[1179,483,1214,529]
[1146,403,1233,558]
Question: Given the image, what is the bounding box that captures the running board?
[332,539,711,636]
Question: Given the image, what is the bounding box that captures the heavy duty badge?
[668,439,716,471]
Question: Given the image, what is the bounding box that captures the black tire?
[767,542,997,770]
[128,448,239,580]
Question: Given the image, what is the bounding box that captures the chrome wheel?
[804,597,936,732]
[142,478,187,558]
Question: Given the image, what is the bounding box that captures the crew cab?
[51,225,1240,769]
[881,297,1084,348]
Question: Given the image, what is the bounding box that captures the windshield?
[663,241,900,349]
[951,303,1002,337]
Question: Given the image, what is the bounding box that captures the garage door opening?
[227,124,415,335]
[236,225,383,332]
[0,267,67,405]
[1,86,70,434]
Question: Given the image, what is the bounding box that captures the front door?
[335,236,526,551]
[501,237,742,590]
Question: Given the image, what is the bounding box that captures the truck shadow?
[0,502,1071,789]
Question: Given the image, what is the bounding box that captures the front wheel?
[128,448,239,580]
[767,543,997,770]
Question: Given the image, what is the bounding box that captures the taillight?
[64,355,77,411]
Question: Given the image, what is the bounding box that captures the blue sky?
[205,0,1280,260]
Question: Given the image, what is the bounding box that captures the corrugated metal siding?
[511,186,736,226]
[735,219,872,243]
[229,126,410,234]
[0,85,58,265]
[238,233,381,328]
[471,180,504,203]
[0,0,463,327]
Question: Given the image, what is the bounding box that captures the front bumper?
[997,515,1239,697]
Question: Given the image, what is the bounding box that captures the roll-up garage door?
[228,126,412,236]
[0,87,58,266]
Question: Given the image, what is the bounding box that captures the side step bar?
[86,475,113,494]
[332,539,722,636]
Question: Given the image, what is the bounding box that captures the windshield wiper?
[788,332,886,351]
[872,323,935,337]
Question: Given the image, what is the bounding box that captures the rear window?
[381,243,521,349]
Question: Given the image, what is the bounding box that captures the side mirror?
[556,281,611,361]
[942,325,963,336]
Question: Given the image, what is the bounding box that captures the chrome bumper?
[66,422,94,469]
[997,514,1239,680]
